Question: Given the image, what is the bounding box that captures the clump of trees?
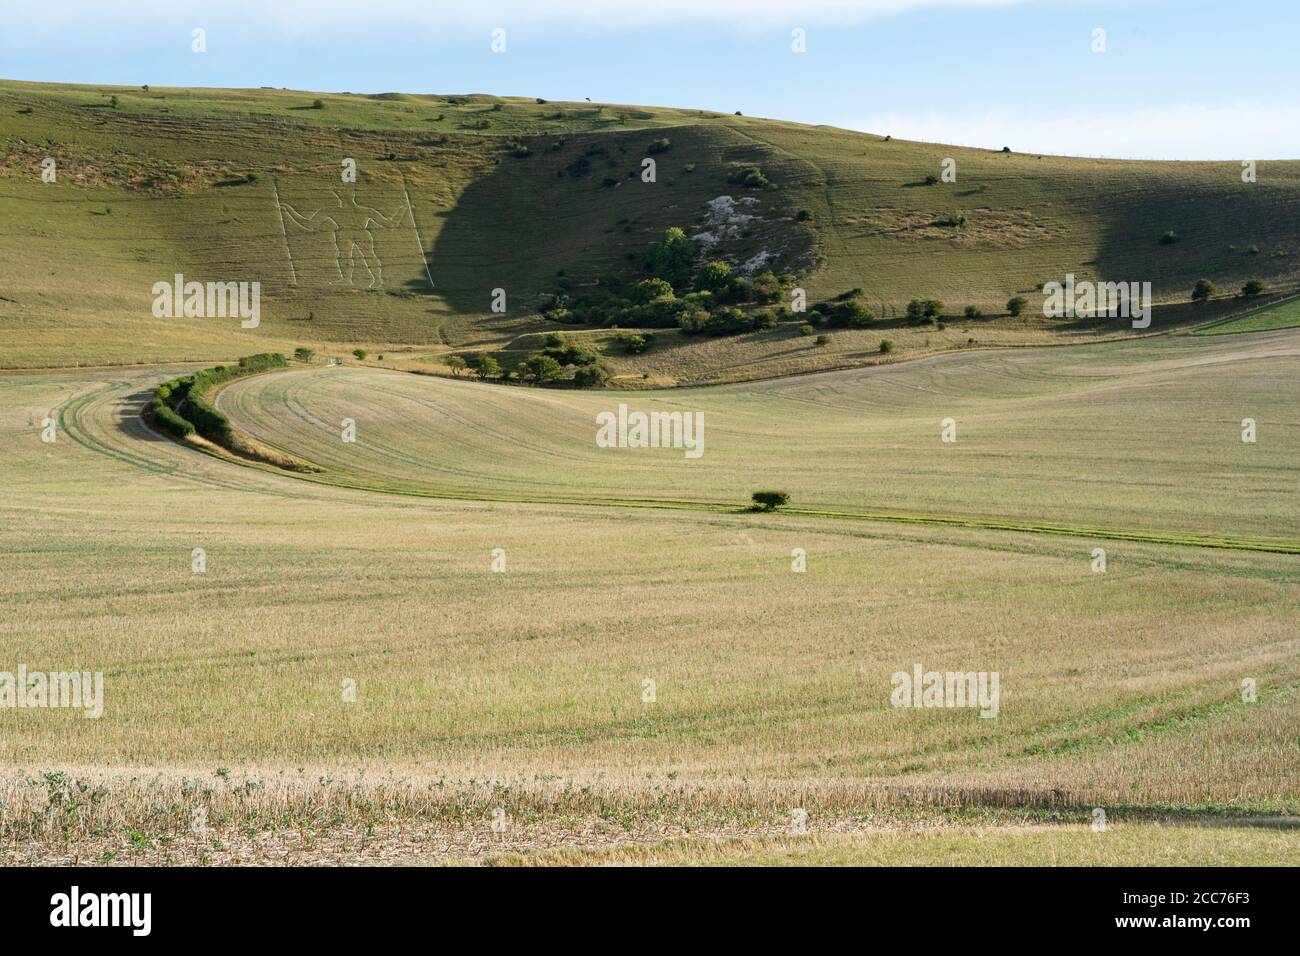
[906,299,945,324]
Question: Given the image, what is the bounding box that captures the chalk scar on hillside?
[276,189,416,289]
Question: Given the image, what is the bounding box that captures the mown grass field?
[1,326,1297,864]
[1196,294,1300,336]
[4,80,1299,380]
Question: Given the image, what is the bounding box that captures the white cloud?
[845,104,1300,161]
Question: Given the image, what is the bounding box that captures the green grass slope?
[3,80,1300,377]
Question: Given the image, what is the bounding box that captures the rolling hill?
[3,79,1300,382]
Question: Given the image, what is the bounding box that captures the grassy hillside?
[4,80,1300,377]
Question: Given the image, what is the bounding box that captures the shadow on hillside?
[1088,174,1300,319]
[417,124,815,320]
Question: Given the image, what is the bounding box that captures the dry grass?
[1,331,1296,864]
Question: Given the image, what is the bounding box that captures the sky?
[3,0,1297,160]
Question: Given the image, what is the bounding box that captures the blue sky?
[4,0,1297,159]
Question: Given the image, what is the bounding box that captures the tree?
[964,305,983,319]
[311,99,325,109]
[523,354,563,383]
[1191,279,1216,303]
[1241,279,1266,299]
[1006,296,1029,317]
[644,227,697,291]
[751,490,790,512]
[879,339,895,354]
[445,355,467,376]
[473,355,502,379]
[293,347,315,363]
[352,349,368,360]
[109,95,119,109]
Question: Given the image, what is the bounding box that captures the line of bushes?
[145,353,287,444]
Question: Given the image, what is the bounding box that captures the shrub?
[815,334,830,347]
[1241,279,1266,298]
[352,349,368,360]
[798,323,815,336]
[445,355,467,376]
[1006,296,1029,317]
[796,209,812,222]
[964,305,983,319]
[473,355,502,379]
[751,490,790,512]
[1159,230,1179,245]
[1191,279,1216,302]
[696,260,734,294]
[618,333,651,354]
[311,99,324,109]
[879,339,895,354]
[923,174,938,186]
[523,354,564,383]
[827,300,874,328]
[727,165,773,190]
[906,299,944,323]
[573,364,609,387]
[646,138,671,154]
[293,347,315,363]
[631,278,674,304]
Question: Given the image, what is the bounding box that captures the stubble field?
[0,327,1296,864]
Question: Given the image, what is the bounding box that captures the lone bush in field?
[352,349,368,360]
[1241,279,1265,299]
[751,490,790,512]
[1006,296,1028,317]
[880,339,895,354]
[1191,279,1216,302]
[293,347,315,363]
[445,355,467,376]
